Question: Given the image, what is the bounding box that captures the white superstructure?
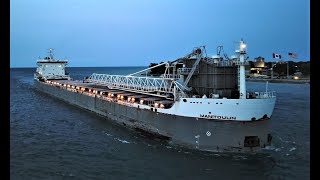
[34,48,71,81]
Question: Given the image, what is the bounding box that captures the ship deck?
[46,79,174,108]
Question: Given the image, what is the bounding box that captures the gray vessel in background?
[34,40,276,153]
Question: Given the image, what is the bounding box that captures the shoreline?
[246,78,310,84]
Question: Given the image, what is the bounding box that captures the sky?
[10,0,310,67]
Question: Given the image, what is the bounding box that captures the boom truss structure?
[86,73,185,98]
[86,47,206,99]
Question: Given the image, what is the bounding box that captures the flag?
[288,52,298,58]
[272,53,282,59]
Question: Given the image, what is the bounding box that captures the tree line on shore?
[249,61,310,77]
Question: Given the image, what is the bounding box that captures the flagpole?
[287,60,289,79]
[287,52,299,79]
[271,62,274,79]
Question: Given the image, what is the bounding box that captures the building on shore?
[247,57,271,78]
[246,57,309,80]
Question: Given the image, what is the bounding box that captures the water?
[10,67,310,180]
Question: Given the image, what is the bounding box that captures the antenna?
[200,45,207,57]
[48,48,54,60]
[216,45,229,60]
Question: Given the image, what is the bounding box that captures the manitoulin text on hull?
[34,41,276,153]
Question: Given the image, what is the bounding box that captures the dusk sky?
[10,0,310,67]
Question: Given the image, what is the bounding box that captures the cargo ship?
[34,40,276,153]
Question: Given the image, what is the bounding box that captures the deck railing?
[253,91,276,99]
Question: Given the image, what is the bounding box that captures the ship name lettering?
[200,114,236,120]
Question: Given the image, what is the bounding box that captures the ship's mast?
[48,48,54,61]
[237,39,247,99]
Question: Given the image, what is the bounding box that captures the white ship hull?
[135,97,276,121]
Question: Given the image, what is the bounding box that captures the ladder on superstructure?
[237,65,240,92]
